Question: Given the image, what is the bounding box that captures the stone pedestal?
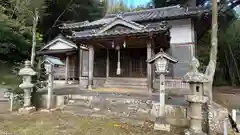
[185,95,208,135]
[150,102,171,131]
[154,117,171,132]
[185,128,207,135]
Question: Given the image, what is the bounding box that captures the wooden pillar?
[147,40,153,92]
[106,49,109,78]
[152,42,155,90]
[88,45,94,90]
[65,55,70,84]
[79,49,83,86]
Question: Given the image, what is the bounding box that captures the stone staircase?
[104,77,148,89]
[63,93,153,122]
[62,91,189,127]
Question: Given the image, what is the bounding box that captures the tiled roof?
[71,22,169,39]
[60,5,209,29]
[40,34,78,51]
[38,48,76,55]
[44,56,65,66]
[60,21,90,29]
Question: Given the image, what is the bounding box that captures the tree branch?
[44,0,73,37]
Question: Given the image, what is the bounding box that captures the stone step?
[107,77,147,81]
[105,80,147,83]
[104,84,148,89]
[105,81,147,84]
[104,78,148,89]
[105,81,147,85]
[68,98,152,109]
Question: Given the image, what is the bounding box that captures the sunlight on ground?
[0,112,178,135]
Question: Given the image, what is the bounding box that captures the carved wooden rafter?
[97,16,146,34]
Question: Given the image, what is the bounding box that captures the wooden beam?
[147,40,153,93]
[88,45,94,90]
[151,40,156,90]
[78,49,83,86]
[106,49,109,78]
[65,55,70,84]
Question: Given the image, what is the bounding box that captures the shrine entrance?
[109,48,147,78]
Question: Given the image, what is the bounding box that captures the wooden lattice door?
[109,48,147,77]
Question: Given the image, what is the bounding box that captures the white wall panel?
[169,19,193,44]
[49,41,73,50]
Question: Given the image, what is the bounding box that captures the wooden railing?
[53,66,77,80]
[165,79,189,89]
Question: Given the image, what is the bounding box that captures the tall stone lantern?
[147,48,178,131]
[19,60,36,113]
[183,57,208,135]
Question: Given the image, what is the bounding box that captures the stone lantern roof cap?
[146,48,178,64]
[19,61,36,76]
[183,57,209,83]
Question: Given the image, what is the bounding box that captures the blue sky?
[123,0,151,7]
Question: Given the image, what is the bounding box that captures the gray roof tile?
[72,26,169,39]
[70,17,170,39]
[60,5,209,29]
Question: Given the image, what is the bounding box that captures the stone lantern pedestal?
[183,57,209,135]
[18,60,36,114]
[185,95,208,135]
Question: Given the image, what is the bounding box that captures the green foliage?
[0,61,21,86]
[152,0,188,7]
[0,22,31,62]
[107,0,130,14]
[40,0,106,41]
[217,20,240,85]
[9,0,46,25]
[198,18,240,86]
[0,0,46,63]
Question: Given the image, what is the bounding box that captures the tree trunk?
[204,0,218,99]
[205,0,218,135]
[30,9,39,67]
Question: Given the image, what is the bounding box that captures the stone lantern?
[19,60,36,113]
[183,57,209,135]
[147,48,178,131]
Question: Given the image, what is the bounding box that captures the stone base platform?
[154,118,171,132]
[185,129,207,135]
[19,106,36,114]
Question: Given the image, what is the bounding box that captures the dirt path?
[213,87,240,109]
[0,111,184,135]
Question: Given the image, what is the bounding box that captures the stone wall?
[79,77,106,88]
[38,90,190,126]
[37,89,229,133]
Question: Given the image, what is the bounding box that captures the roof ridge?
[104,5,183,18]
[95,16,146,34]
[60,5,210,30]
[62,20,89,25]
[44,55,61,60]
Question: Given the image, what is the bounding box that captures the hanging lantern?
[116,45,121,75]
[123,40,126,48]
[112,41,115,48]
